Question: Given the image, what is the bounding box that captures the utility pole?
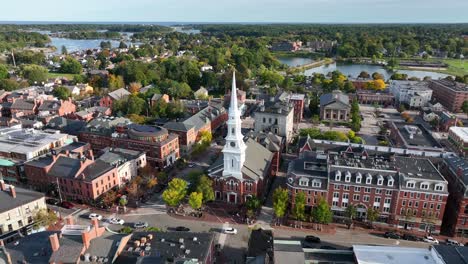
[56,178,63,203]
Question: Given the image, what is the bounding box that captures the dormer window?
[366,174,372,184]
[299,178,309,187]
[312,179,321,188]
[406,181,415,188]
[356,172,362,183]
[388,176,394,187]
[335,171,341,181]
[377,175,383,186]
[435,184,444,191]
[420,182,429,190]
[345,171,351,182]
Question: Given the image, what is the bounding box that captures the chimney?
[91,218,99,235]
[65,216,75,225]
[87,149,94,161]
[49,233,60,252]
[9,186,16,198]
[0,180,6,191]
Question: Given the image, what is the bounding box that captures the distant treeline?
[195,24,468,58]
[0,24,171,33]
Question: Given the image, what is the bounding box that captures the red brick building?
[441,155,468,237]
[429,79,468,112]
[287,149,449,233]
[208,73,273,204]
[24,149,119,202]
[164,102,227,156]
[79,118,179,169]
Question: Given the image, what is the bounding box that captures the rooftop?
[115,232,215,264]
[430,79,468,92]
[0,184,44,213]
[450,126,468,143]
[353,245,438,264]
[0,127,68,158]
[392,122,442,150]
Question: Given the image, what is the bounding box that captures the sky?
[2,0,468,23]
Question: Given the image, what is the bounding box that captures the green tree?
[462,101,468,118]
[53,86,72,100]
[0,79,19,91]
[311,198,333,224]
[188,192,203,210]
[345,204,357,229]
[22,64,48,84]
[61,45,68,55]
[101,190,117,207]
[358,71,370,79]
[245,196,261,211]
[350,100,361,132]
[273,187,289,220]
[292,191,306,221]
[162,178,188,207]
[60,57,82,74]
[108,74,125,90]
[127,95,146,115]
[0,64,8,79]
[366,208,380,228]
[33,208,58,229]
[195,175,215,203]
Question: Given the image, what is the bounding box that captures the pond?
[303,62,451,80]
[50,37,138,54]
[277,56,451,80]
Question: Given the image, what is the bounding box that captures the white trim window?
[366,174,372,184]
[377,175,383,186]
[406,181,416,189]
[345,171,351,182]
[356,172,362,183]
[434,184,444,191]
[299,178,309,187]
[312,179,321,188]
[335,171,341,181]
[420,182,429,190]
[387,176,394,187]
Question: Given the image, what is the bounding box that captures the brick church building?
[207,73,273,204]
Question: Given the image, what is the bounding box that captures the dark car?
[403,234,420,241]
[384,232,401,239]
[320,246,337,250]
[60,201,74,209]
[305,235,321,243]
[175,226,190,232]
[46,198,60,205]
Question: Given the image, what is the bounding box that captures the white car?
[88,213,103,221]
[188,163,195,168]
[423,236,439,244]
[108,218,125,225]
[223,227,237,235]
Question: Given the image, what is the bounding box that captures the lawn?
[443,59,468,76]
[47,72,78,80]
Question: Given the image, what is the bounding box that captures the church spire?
[222,71,247,180]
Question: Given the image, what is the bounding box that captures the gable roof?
[108,88,131,101]
[38,100,61,111]
[320,91,350,108]
[11,99,35,110]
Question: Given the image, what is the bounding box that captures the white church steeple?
[222,72,247,180]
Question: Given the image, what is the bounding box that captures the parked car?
[88,213,103,221]
[320,246,336,250]
[108,218,125,225]
[133,222,149,229]
[46,198,60,205]
[60,201,74,209]
[223,227,237,234]
[188,163,195,168]
[384,232,401,239]
[175,226,190,232]
[423,236,439,244]
[305,235,321,243]
[446,238,461,246]
[402,234,420,241]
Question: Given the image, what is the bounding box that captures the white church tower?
[222,72,247,180]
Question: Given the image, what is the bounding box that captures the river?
[277,57,451,80]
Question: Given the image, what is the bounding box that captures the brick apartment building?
[79,117,179,169]
[24,149,119,202]
[287,148,449,233]
[164,102,227,155]
[448,126,468,156]
[441,155,468,237]
[429,79,468,112]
